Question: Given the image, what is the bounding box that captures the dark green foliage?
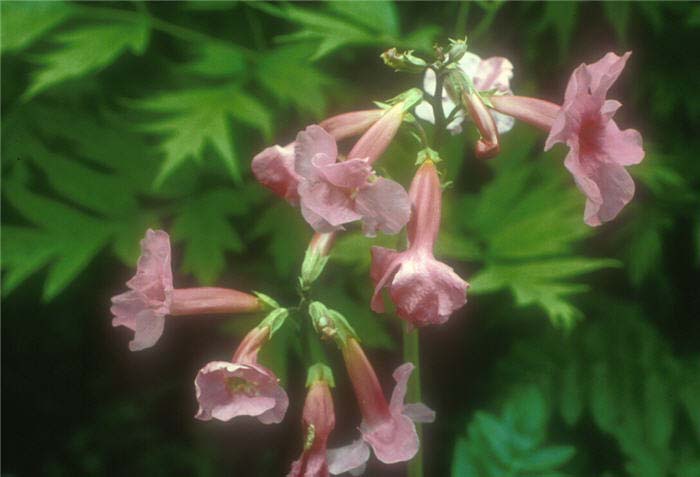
[2,2,699,476]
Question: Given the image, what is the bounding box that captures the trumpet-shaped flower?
[415,52,515,134]
[111,229,261,351]
[545,51,645,226]
[288,368,336,477]
[337,339,434,465]
[195,326,288,424]
[370,161,468,327]
[252,110,383,204]
[294,121,410,236]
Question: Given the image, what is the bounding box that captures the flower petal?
[355,177,411,237]
[327,439,370,476]
[252,144,300,204]
[601,121,645,166]
[403,403,436,424]
[126,229,173,304]
[389,254,468,327]
[361,414,418,464]
[369,246,401,313]
[389,363,414,412]
[299,181,362,229]
[128,309,166,351]
[315,157,371,189]
[474,56,513,93]
[295,125,338,179]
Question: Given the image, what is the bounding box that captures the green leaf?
[452,386,574,477]
[533,2,578,58]
[2,181,114,300]
[1,1,72,53]
[170,189,249,284]
[248,203,308,278]
[135,85,273,186]
[327,1,399,37]
[24,17,150,99]
[256,45,333,117]
[181,43,247,77]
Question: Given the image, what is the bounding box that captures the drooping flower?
[195,322,289,424]
[489,52,645,226]
[461,89,500,159]
[288,364,336,477]
[294,107,410,236]
[111,229,262,351]
[336,338,435,465]
[415,52,515,134]
[370,161,469,327]
[252,110,383,204]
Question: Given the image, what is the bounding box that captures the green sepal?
[384,88,424,112]
[257,307,289,338]
[380,47,428,73]
[254,291,281,311]
[306,363,335,388]
[300,248,330,290]
[446,37,469,64]
[308,301,360,347]
[416,147,442,165]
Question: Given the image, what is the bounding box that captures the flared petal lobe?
[252,144,301,204]
[111,229,173,351]
[545,51,644,226]
[194,361,288,424]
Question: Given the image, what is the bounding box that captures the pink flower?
[294,115,410,236]
[370,161,469,327]
[111,229,262,351]
[252,110,382,204]
[462,90,500,159]
[338,339,434,465]
[195,326,288,424]
[545,51,645,226]
[288,370,336,477]
[415,52,515,134]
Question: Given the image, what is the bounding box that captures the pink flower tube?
[288,370,336,477]
[370,161,469,327]
[489,52,645,226]
[195,325,289,424]
[252,110,383,204]
[111,229,261,351]
[336,339,434,465]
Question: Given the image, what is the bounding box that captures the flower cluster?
[110,39,643,476]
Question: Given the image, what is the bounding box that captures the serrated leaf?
[181,43,247,77]
[248,203,308,277]
[453,386,574,477]
[24,17,150,99]
[257,45,333,117]
[1,1,72,53]
[2,181,114,300]
[170,189,249,284]
[328,1,399,37]
[135,85,272,186]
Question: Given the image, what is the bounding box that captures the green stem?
[430,68,447,150]
[403,322,423,477]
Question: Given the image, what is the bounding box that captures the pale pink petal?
[456,52,482,78]
[315,157,371,189]
[600,99,622,121]
[492,111,515,134]
[300,202,341,233]
[585,51,632,100]
[586,162,635,226]
[355,177,411,237]
[389,254,468,327]
[252,144,300,204]
[369,246,401,313]
[601,121,645,166]
[403,403,436,424]
[389,363,413,411]
[194,361,288,424]
[299,181,362,229]
[474,56,513,93]
[490,96,560,132]
[319,110,383,141]
[360,414,418,464]
[129,309,166,352]
[126,229,173,303]
[295,126,338,179]
[327,439,370,476]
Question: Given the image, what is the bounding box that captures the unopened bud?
[381,48,428,73]
[447,37,468,63]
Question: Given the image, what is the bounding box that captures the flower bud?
[381,47,428,73]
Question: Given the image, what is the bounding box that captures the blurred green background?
[2,1,699,476]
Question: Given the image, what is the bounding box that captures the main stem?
[403,323,423,477]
